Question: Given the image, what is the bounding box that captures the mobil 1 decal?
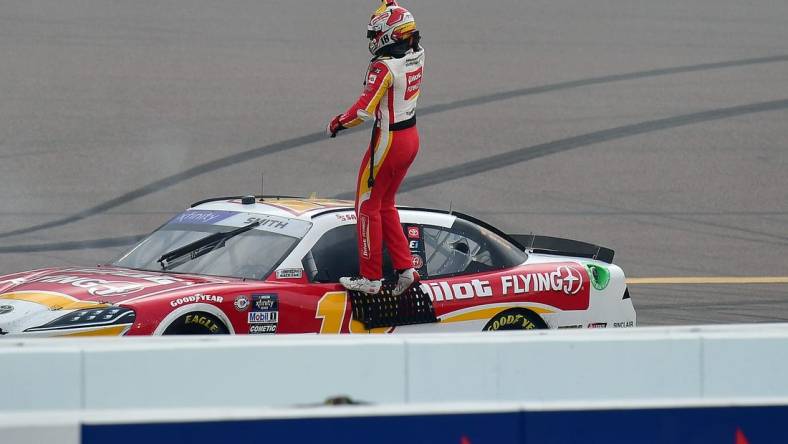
[248,293,278,334]
[403,224,427,275]
[420,262,591,312]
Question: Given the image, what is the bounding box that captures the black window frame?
[302,224,396,283]
[301,210,528,283]
[419,218,528,280]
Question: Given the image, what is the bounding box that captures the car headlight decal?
[24,307,136,332]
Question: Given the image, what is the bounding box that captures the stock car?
[0,196,635,337]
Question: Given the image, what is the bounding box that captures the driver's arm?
[337,61,392,129]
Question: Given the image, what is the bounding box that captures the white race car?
[0,196,635,336]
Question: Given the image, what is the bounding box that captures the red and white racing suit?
[337,47,425,280]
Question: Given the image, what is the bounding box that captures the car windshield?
[112,209,312,280]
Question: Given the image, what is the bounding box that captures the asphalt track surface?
[1,0,786,326]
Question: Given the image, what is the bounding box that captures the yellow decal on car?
[441,306,553,323]
[316,291,391,334]
[59,325,128,337]
[260,199,351,216]
[0,291,107,311]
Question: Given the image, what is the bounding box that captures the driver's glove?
[326,115,345,138]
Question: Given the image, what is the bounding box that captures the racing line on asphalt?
[340,98,788,197]
[2,97,788,255]
[1,55,787,255]
[627,277,788,285]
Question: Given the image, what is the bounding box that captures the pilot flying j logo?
[502,265,583,296]
[420,265,586,302]
[33,275,144,296]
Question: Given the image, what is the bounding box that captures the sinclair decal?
[421,262,591,312]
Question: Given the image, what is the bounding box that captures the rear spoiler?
[508,234,615,264]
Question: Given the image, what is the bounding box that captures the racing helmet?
[367,0,418,56]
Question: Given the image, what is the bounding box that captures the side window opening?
[303,224,394,283]
[423,227,487,277]
[422,219,527,279]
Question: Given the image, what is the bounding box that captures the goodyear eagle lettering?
[170,293,224,308]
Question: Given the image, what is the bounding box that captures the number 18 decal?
[316,291,392,334]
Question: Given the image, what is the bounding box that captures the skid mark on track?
[0,235,144,253]
[1,54,787,241]
[388,98,788,195]
[417,54,788,114]
[3,99,788,253]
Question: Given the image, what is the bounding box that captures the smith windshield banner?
[82,405,788,444]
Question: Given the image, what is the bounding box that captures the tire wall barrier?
[3,324,788,412]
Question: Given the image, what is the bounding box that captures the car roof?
[190,196,356,221]
[188,195,517,246]
[188,195,460,226]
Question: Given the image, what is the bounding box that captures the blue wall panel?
[82,412,523,444]
[522,406,788,443]
[82,405,788,444]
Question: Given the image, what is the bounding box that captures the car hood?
[0,266,237,336]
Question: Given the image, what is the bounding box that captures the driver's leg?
[380,128,419,273]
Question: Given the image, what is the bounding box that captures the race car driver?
[326,0,425,296]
